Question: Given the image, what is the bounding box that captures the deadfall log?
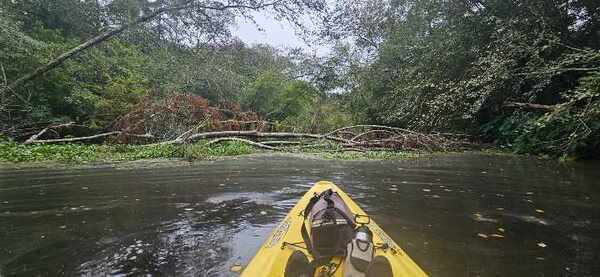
[25,131,155,144]
[183,130,350,144]
[205,137,275,150]
[503,102,556,112]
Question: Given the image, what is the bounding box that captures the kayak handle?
[354,214,371,225]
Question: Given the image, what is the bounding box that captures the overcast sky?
[232,12,330,56]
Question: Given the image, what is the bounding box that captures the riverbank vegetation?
[0,139,419,163]
[0,140,253,163]
[1,0,598,161]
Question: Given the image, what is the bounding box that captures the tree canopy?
[1,0,599,158]
[322,0,600,158]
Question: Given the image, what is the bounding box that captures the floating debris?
[535,209,545,213]
[230,264,243,273]
[184,208,193,211]
[219,183,226,187]
[514,215,549,226]
[81,187,89,190]
[536,257,545,261]
[496,207,504,211]
[572,220,591,228]
[260,211,267,215]
[526,192,534,195]
[472,213,499,223]
[537,242,547,248]
[481,171,488,174]
[422,188,431,192]
[490,234,504,238]
[477,233,488,239]
[498,228,505,233]
[60,225,67,229]
[430,195,441,198]
[444,189,452,192]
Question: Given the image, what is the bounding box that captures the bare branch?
[0,0,287,93]
[26,131,121,144]
[503,102,557,112]
[24,122,76,144]
[205,137,275,150]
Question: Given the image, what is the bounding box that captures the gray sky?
[233,12,329,56]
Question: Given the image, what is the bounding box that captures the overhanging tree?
[0,0,326,95]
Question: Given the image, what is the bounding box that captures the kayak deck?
[242,181,427,276]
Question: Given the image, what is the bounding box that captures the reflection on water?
[1,153,600,276]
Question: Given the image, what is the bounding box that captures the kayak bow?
[242,181,427,277]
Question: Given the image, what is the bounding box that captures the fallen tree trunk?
[350,129,397,142]
[503,102,557,112]
[183,130,350,144]
[326,125,418,136]
[260,141,303,146]
[21,122,470,152]
[24,122,77,144]
[26,131,155,144]
[205,137,275,150]
[26,131,121,144]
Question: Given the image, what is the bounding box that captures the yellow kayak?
[242,181,428,277]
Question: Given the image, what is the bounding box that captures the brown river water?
[1,153,599,276]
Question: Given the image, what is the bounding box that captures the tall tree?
[0,0,326,95]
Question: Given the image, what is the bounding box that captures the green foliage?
[241,71,351,132]
[242,71,288,118]
[108,144,183,160]
[339,0,600,158]
[0,142,256,163]
[1,0,336,135]
[60,40,150,126]
[0,143,98,162]
[1,9,150,129]
[318,150,417,161]
[483,72,600,158]
[193,141,253,157]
